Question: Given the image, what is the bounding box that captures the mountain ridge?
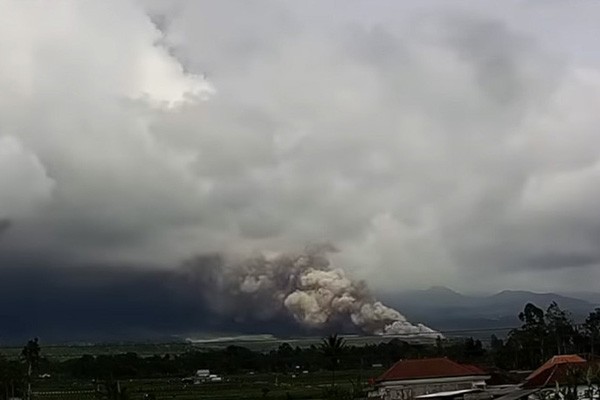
[379,286,599,335]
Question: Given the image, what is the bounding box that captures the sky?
[2,0,600,304]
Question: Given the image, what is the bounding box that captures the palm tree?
[20,338,40,400]
[320,334,346,387]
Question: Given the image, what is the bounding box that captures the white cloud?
[0,136,54,218]
[2,0,600,293]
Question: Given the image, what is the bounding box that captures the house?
[369,358,491,400]
[515,354,600,400]
[522,355,587,389]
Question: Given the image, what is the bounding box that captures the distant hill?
[380,287,599,337]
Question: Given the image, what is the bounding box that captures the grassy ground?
[29,369,385,399]
[0,340,395,399]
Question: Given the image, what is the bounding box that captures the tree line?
[0,302,599,399]
[489,302,600,370]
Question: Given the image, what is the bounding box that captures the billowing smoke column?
[183,245,438,336]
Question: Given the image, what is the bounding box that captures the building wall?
[372,378,487,400]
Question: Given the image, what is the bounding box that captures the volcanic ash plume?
[184,246,438,336]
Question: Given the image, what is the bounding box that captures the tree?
[509,303,548,368]
[545,302,576,355]
[20,338,40,400]
[490,334,503,351]
[519,303,546,327]
[435,336,444,356]
[0,355,21,400]
[585,308,600,357]
[489,334,516,370]
[463,337,484,360]
[320,334,346,387]
[276,343,294,372]
[1,360,23,400]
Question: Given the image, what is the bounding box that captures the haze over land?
[2,1,600,341]
[0,262,597,344]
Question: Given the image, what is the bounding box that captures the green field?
[29,369,384,400]
[0,337,423,399]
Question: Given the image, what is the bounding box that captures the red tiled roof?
[526,355,585,381]
[377,358,488,382]
[523,355,587,389]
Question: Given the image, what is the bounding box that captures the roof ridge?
[526,355,586,381]
[377,357,488,383]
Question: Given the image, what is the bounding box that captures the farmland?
[0,338,398,400]
[28,369,384,400]
[0,333,497,399]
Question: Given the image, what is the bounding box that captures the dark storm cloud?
[0,247,436,343]
[0,261,304,344]
[2,0,600,307]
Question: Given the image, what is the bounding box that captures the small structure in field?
[182,369,222,384]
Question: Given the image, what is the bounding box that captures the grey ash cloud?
[181,246,435,335]
[1,0,600,338]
